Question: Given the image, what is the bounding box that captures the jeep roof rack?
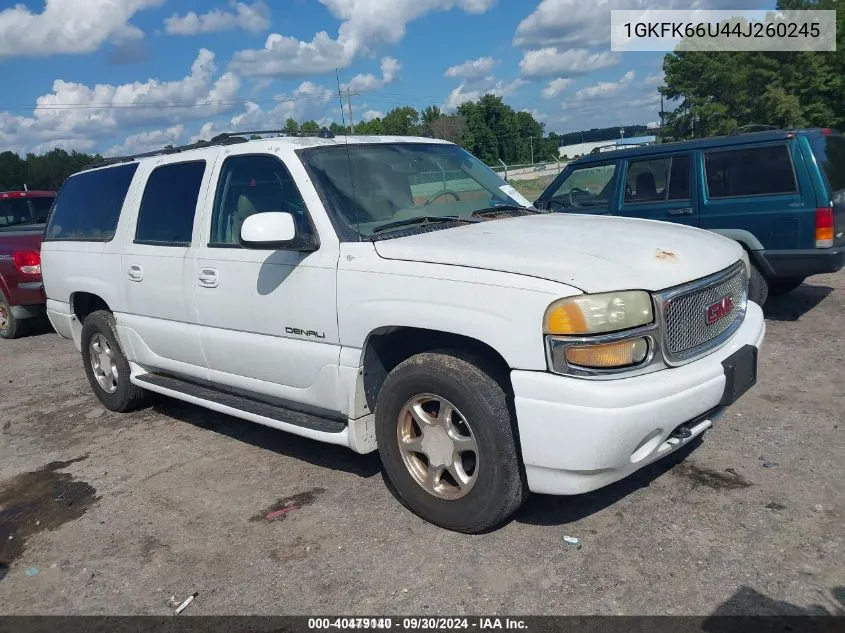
[90,127,336,169]
[729,124,780,136]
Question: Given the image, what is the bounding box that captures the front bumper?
[512,301,766,495]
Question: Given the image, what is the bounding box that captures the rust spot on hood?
[656,249,677,261]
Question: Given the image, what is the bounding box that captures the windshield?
[544,163,617,209]
[298,143,534,238]
[0,196,54,228]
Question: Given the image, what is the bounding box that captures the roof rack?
[729,124,780,136]
[89,127,336,169]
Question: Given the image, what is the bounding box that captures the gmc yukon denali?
[40,134,765,532]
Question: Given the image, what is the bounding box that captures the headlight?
[543,291,654,335]
[740,250,751,279]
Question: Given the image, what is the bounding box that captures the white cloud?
[573,70,634,100]
[343,57,401,92]
[514,0,750,50]
[363,110,385,121]
[443,76,528,110]
[106,125,185,156]
[192,80,338,142]
[230,0,496,77]
[0,0,164,58]
[0,49,241,154]
[164,1,271,36]
[519,48,619,78]
[558,70,660,129]
[444,56,497,78]
[542,78,573,99]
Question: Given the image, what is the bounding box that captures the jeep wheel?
[748,261,769,306]
[768,277,805,296]
[0,294,26,340]
[375,351,527,533]
[81,310,151,412]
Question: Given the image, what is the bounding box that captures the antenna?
[336,69,360,240]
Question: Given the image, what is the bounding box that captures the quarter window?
[135,161,206,246]
[45,163,138,241]
[705,145,796,198]
[624,155,691,203]
[210,155,310,246]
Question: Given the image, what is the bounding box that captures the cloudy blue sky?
[0,0,773,156]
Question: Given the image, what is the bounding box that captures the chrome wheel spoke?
[447,459,472,491]
[451,434,476,454]
[410,401,437,428]
[401,435,425,454]
[425,464,446,490]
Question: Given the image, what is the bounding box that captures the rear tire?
[375,350,527,533]
[768,277,805,296]
[81,310,151,412]
[748,261,769,306]
[0,294,27,340]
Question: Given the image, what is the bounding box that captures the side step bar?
[132,372,350,448]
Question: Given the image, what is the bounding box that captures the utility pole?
[529,136,534,165]
[346,88,355,134]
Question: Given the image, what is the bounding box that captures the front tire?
[81,310,151,412]
[748,261,769,306]
[375,351,527,533]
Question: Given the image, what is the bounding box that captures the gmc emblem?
[705,296,734,326]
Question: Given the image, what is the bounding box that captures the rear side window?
[811,134,845,192]
[45,163,138,241]
[705,145,796,198]
[135,161,206,246]
[623,155,691,204]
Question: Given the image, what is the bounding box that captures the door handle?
[198,267,218,288]
[667,207,694,216]
[127,264,143,282]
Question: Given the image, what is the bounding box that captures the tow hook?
[669,424,693,440]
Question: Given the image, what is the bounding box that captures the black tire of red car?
[80,310,151,412]
[768,277,805,296]
[748,262,769,306]
[374,350,528,534]
[0,292,27,340]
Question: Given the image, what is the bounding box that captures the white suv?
[41,133,765,533]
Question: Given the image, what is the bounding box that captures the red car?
[0,190,56,339]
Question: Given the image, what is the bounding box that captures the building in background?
[558,135,656,159]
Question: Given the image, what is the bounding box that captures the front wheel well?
[361,327,512,412]
[71,292,111,323]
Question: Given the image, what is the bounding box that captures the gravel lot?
[0,272,843,616]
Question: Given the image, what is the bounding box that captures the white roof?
[78,135,455,175]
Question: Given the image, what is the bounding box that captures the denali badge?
[705,296,734,326]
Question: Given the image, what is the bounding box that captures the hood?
[373,214,742,293]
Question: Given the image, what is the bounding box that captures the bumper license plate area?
[720,344,758,406]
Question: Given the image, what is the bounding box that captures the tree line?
[660,0,844,139]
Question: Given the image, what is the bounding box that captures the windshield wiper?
[471,204,539,218]
[371,215,480,235]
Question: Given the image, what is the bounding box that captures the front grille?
[659,264,747,363]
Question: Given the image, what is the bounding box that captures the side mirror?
[239,212,316,251]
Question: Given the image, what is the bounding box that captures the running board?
[132,372,350,447]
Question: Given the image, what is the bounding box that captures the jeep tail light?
[11,250,41,275]
[816,207,834,248]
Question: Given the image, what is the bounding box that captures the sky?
[0,0,774,157]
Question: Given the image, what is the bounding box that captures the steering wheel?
[423,190,461,206]
[567,187,589,208]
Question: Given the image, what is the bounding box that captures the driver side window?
[549,163,617,209]
[210,154,310,247]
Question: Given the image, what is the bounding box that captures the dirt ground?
[0,272,843,616]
